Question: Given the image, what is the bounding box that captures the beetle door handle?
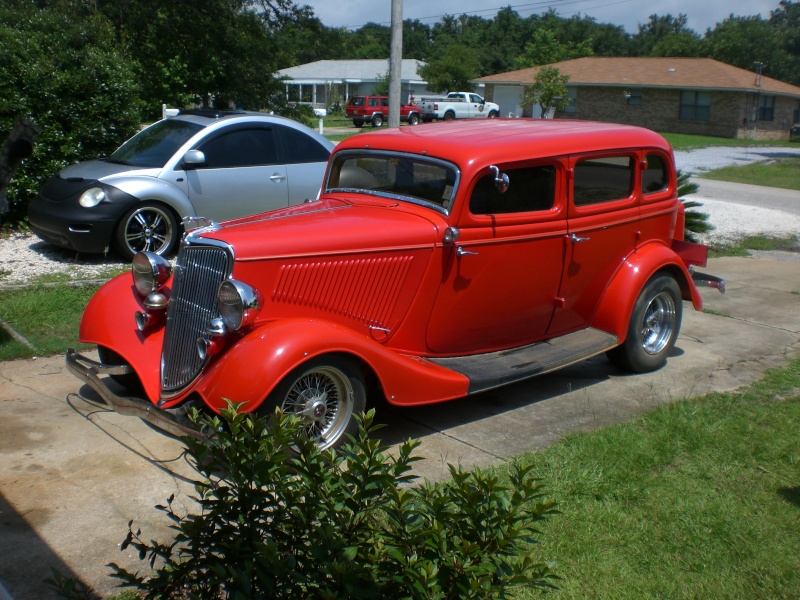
[570,233,590,243]
[270,173,286,182]
[457,246,478,257]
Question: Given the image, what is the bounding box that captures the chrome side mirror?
[183,149,206,166]
[489,165,509,193]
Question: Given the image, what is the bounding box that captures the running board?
[426,328,618,395]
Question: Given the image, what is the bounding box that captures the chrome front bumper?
[66,348,207,439]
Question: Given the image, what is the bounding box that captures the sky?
[300,0,783,34]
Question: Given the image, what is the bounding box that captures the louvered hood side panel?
[272,255,416,330]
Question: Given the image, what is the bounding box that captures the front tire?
[262,356,366,451]
[488,110,499,118]
[97,346,142,392]
[606,274,682,373]
[114,202,178,260]
[408,113,420,125]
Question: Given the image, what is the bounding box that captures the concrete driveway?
[1,252,799,599]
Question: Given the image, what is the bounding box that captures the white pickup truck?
[420,92,500,122]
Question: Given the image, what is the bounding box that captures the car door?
[469,93,487,118]
[546,153,640,336]
[184,126,289,222]
[426,162,567,354]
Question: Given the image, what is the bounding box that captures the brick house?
[475,57,800,140]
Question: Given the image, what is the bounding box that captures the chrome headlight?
[78,187,106,208]
[132,251,172,296]
[218,280,261,331]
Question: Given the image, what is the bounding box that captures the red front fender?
[592,243,703,342]
[78,272,165,403]
[194,319,470,413]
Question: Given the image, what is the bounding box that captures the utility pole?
[388,0,403,128]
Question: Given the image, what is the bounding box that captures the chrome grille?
[161,244,231,394]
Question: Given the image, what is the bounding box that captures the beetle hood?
[192,195,443,257]
[58,159,160,182]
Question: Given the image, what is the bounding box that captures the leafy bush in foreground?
[110,407,558,599]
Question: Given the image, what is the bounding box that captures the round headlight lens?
[79,187,106,208]
[218,280,260,331]
[131,251,172,296]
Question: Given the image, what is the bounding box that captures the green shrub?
[0,4,144,227]
[110,406,558,599]
[677,170,713,242]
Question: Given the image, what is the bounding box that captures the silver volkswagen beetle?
[28,110,335,259]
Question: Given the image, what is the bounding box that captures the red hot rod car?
[68,119,724,449]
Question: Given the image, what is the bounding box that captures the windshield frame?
[324,150,460,216]
[108,119,205,168]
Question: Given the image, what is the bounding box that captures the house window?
[794,102,800,123]
[757,95,775,121]
[563,87,577,113]
[626,89,642,106]
[679,90,711,121]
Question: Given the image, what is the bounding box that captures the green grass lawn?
[698,157,800,191]
[514,358,800,598]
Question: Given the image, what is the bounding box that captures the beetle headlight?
[132,251,172,296]
[218,280,261,331]
[79,187,106,208]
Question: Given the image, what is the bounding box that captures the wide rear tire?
[606,274,682,373]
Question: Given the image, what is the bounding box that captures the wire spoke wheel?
[269,358,366,451]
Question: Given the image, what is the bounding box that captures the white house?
[277,59,430,108]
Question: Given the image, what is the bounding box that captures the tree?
[523,66,571,117]
[515,28,593,69]
[631,13,699,56]
[418,44,482,93]
[0,2,143,226]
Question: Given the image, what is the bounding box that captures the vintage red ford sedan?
[68,119,723,449]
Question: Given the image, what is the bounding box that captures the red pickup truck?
[346,95,421,127]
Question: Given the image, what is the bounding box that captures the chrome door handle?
[270,173,286,182]
[570,233,590,243]
[457,246,478,257]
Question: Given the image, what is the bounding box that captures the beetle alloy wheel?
[639,290,677,355]
[123,205,176,256]
[282,365,355,450]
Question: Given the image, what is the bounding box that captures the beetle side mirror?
[182,149,206,167]
[488,165,509,194]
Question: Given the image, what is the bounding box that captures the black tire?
[97,346,143,392]
[114,202,178,260]
[443,111,455,121]
[607,274,682,373]
[353,120,364,128]
[488,110,499,118]
[408,113,420,125]
[261,356,366,451]
[371,114,384,127]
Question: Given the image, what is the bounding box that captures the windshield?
[108,119,204,167]
[325,151,459,214]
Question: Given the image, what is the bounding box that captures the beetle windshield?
[326,151,458,213]
[108,120,204,168]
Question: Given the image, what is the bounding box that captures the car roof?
[168,110,318,130]
[335,119,672,166]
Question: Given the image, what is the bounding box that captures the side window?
[369,98,380,107]
[198,129,278,168]
[279,126,330,164]
[381,98,389,107]
[573,156,634,206]
[469,94,482,103]
[641,154,668,194]
[470,166,556,215]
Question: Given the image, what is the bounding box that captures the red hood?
[193,195,443,259]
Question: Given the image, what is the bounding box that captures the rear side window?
[279,126,330,164]
[470,166,556,215]
[573,156,634,206]
[642,153,668,194]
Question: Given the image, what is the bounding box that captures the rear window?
[348,97,366,107]
[573,156,634,206]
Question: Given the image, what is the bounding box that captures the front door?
[184,126,289,222]
[426,163,567,354]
